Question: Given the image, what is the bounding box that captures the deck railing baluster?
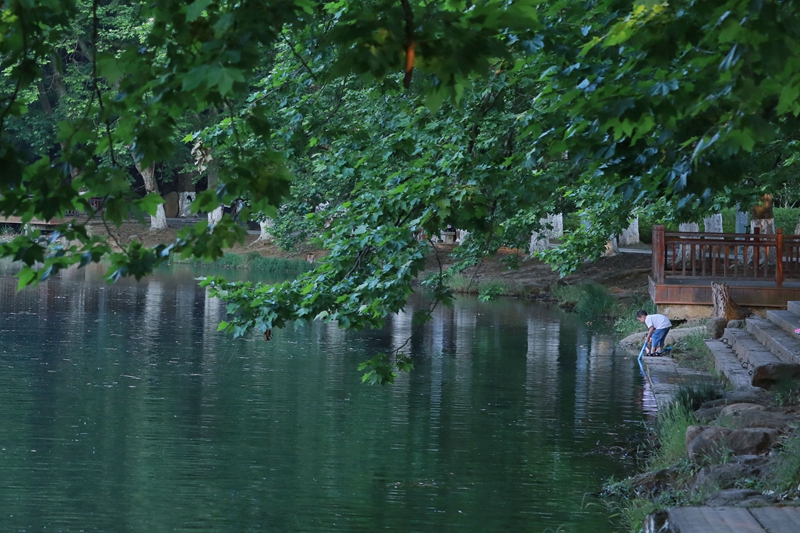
[724,244,728,277]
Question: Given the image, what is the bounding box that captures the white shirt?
[645,314,672,330]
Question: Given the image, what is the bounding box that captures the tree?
[5,0,800,381]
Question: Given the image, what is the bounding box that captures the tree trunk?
[711,282,747,321]
[249,219,274,246]
[703,213,723,233]
[135,162,168,231]
[618,216,640,245]
[529,230,549,254]
[206,166,223,226]
[751,193,775,234]
[541,213,563,239]
[750,194,775,263]
[735,209,749,234]
[674,222,700,264]
[604,236,619,256]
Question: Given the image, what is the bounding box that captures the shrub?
[552,282,616,321]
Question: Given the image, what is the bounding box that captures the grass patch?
[614,298,657,338]
[169,252,313,274]
[551,282,616,321]
[770,376,800,407]
[650,401,697,470]
[446,274,516,300]
[671,330,716,372]
[769,434,800,491]
[603,386,718,532]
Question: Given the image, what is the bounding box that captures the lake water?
[0,263,649,532]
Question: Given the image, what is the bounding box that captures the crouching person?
[636,310,672,356]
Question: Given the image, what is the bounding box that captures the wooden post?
[652,225,665,283]
[777,228,784,287]
[753,226,760,278]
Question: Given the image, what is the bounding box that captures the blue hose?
[637,339,648,361]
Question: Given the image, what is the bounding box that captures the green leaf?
[187,0,214,22]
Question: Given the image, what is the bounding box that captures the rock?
[698,390,770,409]
[706,317,728,339]
[694,406,724,423]
[686,425,779,463]
[705,488,776,507]
[627,467,681,496]
[619,326,706,348]
[163,191,179,218]
[693,457,769,492]
[720,409,794,430]
[619,331,647,348]
[720,403,767,417]
[727,319,746,329]
[752,363,800,389]
[129,234,139,242]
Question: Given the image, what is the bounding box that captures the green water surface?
[0,264,648,532]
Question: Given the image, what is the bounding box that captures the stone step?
[788,300,800,315]
[704,339,756,390]
[718,328,800,389]
[722,328,784,370]
[766,309,800,337]
[746,316,800,365]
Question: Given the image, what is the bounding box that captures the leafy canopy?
[4,0,800,380]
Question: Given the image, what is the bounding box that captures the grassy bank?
[169,252,313,274]
[548,281,656,334]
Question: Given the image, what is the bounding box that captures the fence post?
[777,228,784,287]
[652,225,665,283]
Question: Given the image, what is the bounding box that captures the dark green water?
[0,263,648,532]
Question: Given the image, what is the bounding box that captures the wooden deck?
[650,226,800,309]
[651,506,800,533]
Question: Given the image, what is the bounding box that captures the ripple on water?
[0,269,646,532]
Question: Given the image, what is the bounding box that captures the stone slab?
[747,316,800,365]
[667,506,765,533]
[749,506,800,532]
[642,356,717,411]
[766,309,800,337]
[723,328,784,371]
[704,339,755,390]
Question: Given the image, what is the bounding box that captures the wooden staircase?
[706,301,800,390]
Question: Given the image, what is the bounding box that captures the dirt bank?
[90,221,653,295]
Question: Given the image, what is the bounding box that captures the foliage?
[7,0,800,377]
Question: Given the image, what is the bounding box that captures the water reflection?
[0,264,647,532]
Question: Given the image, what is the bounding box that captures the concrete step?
[718,328,800,389]
[766,309,800,337]
[722,328,785,370]
[704,339,757,390]
[746,316,800,365]
[788,300,800,315]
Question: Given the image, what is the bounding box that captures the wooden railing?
[651,225,800,287]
